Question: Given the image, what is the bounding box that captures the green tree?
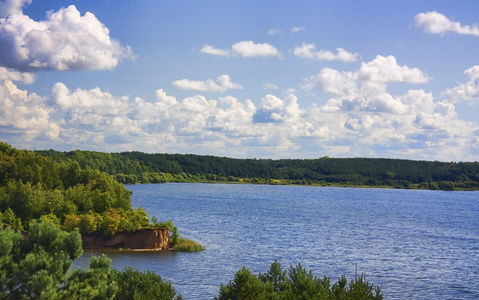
[0,220,83,299]
[258,259,287,293]
[216,266,268,300]
[112,266,182,300]
[99,208,122,236]
[58,255,118,299]
[62,214,81,232]
[79,212,99,234]
[0,220,123,299]
[170,225,180,246]
[215,261,382,300]
[0,207,23,230]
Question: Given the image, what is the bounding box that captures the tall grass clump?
[172,239,205,252]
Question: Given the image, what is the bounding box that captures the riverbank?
[82,229,204,252]
[84,239,204,253]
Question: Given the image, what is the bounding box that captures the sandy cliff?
[82,228,170,250]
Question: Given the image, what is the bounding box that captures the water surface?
[76,183,479,299]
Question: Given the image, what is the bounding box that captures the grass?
[172,239,205,252]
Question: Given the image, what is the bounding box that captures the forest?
[0,141,177,237]
[36,147,479,190]
[0,141,384,298]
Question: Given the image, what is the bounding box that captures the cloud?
[303,55,429,92]
[1,77,478,160]
[200,41,280,58]
[443,65,479,103]
[172,74,243,93]
[291,26,305,33]
[0,66,34,83]
[0,3,134,71]
[302,55,430,114]
[0,0,31,18]
[0,79,59,142]
[254,93,301,123]
[199,45,233,57]
[415,11,479,37]
[294,43,358,62]
[357,55,430,83]
[51,82,129,114]
[267,29,282,35]
[263,83,279,90]
[232,41,279,57]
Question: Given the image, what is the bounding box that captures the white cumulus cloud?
[0,0,31,18]
[415,11,479,37]
[0,66,34,83]
[294,43,358,62]
[0,3,134,71]
[0,79,59,142]
[232,41,279,57]
[358,55,430,83]
[303,55,430,114]
[200,41,280,58]
[1,73,478,161]
[172,74,243,93]
[443,65,479,103]
[199,45,233,57]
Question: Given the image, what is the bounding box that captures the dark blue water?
[75,183,479,299]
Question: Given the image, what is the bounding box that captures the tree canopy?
[0,220,181,299]
[35,144,479,190]
[215,260,382,300]
[0,141,173,236]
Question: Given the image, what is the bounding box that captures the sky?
[1,0,479,161]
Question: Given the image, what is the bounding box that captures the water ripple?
[75,184,479,299]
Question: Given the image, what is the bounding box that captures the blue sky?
[1,0,479,161]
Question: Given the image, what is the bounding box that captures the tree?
[58,255,118,299]
[215,261,383,300]
[112,266,182,300]
[169,225,180,246]
[258,259,287,293]
[0,207,23,230]
[0,220,83,299]
[0,221,118,299]
[216,266,268,300]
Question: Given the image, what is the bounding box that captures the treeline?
[36,148,479,190]
[0,142,173,236]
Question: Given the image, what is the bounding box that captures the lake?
[75,183,479,299]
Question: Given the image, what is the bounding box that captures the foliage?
[112,266,182,300]
[0,207,23,230]
[0,221,182,299]
[0,142,181,236]
[171,239,204,252]
[58,255,118,299]
[34,144,479,190]
[215,260,382,300]
[170,225,180,246]
[0,220,83,299]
